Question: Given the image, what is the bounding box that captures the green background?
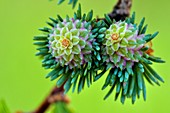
[0,0,169,113]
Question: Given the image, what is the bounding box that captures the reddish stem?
[32,84,65,113]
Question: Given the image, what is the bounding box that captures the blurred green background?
[0,0,169,113]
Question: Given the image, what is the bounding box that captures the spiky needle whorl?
[94,13,165,104]
[34,5,97,93]
[34,3,164,103]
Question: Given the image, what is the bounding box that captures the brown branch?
[108,0,132,21]
[31,84,69,113]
